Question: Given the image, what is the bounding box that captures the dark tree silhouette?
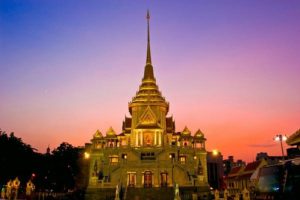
[0,130,38,187]
[0,129,81,194]
[51,142,80,192]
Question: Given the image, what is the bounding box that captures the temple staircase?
[124,187,174,200]
[85,188,116,200]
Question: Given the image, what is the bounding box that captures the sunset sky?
[1,0,299,162]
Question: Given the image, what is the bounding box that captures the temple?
[85,11,210,199]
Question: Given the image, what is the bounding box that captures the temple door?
[161,173,168,187]
[144,171,152,187]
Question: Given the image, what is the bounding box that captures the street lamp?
[169,153,175,186]
[274,134,287,160]
[212,149,219,156]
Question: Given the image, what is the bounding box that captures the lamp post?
[274,134,287,160]
[169,154,175,186]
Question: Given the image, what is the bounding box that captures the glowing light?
[84,152,90,159]
[282,135,287,141]
[212,149,219,156]
[274,134,288,142]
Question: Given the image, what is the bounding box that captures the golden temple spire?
[143,10,155,81]
[129,10,169,114]
[146,10,151,65]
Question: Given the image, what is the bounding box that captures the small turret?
[106,127,116,137]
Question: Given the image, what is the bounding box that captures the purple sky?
[1,0,300,162]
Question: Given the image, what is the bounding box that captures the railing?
[92,145,206,152]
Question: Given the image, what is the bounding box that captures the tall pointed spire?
[143,10,155,81]
[146,10,151,65]
[129,10,169,114]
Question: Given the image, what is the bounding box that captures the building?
[225,165,244,194]
[207,151,224,190]
[287,129,300,148]
[287,129,300,158]
[256,152,287,165]
[84,11,210,199]
[224,159,267,195]
[223,156,246,176]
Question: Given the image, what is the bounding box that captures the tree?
[50,142,80,191]
[0,130,81,193]
[0,130,38,186]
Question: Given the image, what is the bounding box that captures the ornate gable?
[182,126,191,135]
[93,129,103,138]
[139,106,157,125]
[106,127,117,138]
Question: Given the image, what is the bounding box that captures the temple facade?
[85,12,209,192]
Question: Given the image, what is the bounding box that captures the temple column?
[158,132,161,146]
[154,132,157,145]
[140,132,143,146]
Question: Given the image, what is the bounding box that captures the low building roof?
[227,166,244,178]
[244,160,262,172]
[287,129,300,146]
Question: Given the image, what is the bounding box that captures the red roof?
[244,160,261,172]
[237,173,252,180]
[228,166,243,176]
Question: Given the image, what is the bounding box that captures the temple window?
[95,141,101,149]
[109,155,119,165]
[107,140,116,148]
[141,152,155,160]
[179,155,186,164]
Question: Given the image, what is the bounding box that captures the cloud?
[248,144,276,148]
